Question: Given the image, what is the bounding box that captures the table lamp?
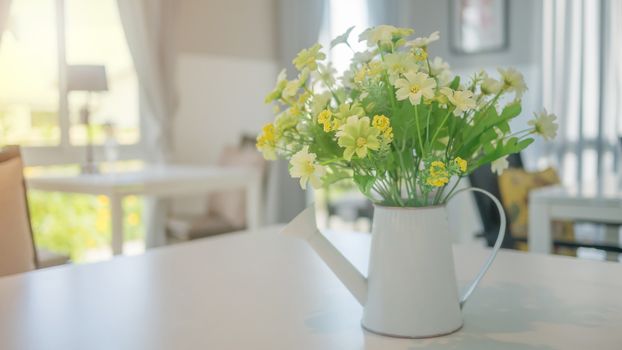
[67,65,109,174]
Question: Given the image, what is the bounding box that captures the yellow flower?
[426,160,450,187]
[336,116,380,161]
[454,157,467,173]
[293,44,326,71]
[394,71,436,106]
[317,109,333,132]
[289,146,326,189]
[256,123,277,160]
[381,127,394,144]
[372,114,390,131]
[427,176,449,187]
[429,161,447,177]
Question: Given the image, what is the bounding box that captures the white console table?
[528,186,622,254]
[26,165,262,255]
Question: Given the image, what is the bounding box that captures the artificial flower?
[454,157,467,173]
[289,146,326,189]
[293,44,326,71]
[336,116,380,160]
[281,79,299,99]
[481,77,503,95]
[359,25,413,48]
[394,71,437,105]
[317,109,333,132]
[372,114,390,132]
[354,66,368,84]
[407,31,440,48]
[412,47,428,61]
[427,57,450,76]
[260,23,548,207]
[426,160,450,187]
[366,61,384,77]
[256,123,277,160]
[449,90,476,116]
[498,67,527,98]
[352,50,376,64]
[491,156,509,175]
[383,52,418,82]
[334,102,365,121]
[528,109,558,141]
[380,126,394,145]
[275,111,298,134]
[264,69,288,103]
[310,91,331,116]
[429,161,447,177]
[427,176,449,187]
[313,63,337,87]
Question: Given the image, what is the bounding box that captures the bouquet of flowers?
[257,25,557,207]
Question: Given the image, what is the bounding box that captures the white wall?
[163,0,278,215]
[173,54,276,165]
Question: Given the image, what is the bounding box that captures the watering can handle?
[447,187,506,309]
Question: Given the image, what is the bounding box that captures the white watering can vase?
[281,187,506,338]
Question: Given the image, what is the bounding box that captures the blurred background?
[1,0,620,263]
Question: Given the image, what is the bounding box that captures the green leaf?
[353,174,375,196]
[330,26,355,48]
[449,76,460,90]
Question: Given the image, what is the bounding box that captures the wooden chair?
[0,146,68,277]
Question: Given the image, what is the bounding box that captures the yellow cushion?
[498,168,574,250]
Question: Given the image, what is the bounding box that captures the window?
[0,0,139,162]
[321,0,369,75]
[0,0,59,146]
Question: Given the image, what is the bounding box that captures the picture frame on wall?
[450,0,508,54]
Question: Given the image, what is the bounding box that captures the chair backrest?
[468,153,523,248]
[0,146,37,277]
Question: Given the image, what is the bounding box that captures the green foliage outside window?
[28,191,144,262]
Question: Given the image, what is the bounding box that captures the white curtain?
[542,0,622,192]
[0,0,9,25]
[0,0,11,44]
[267,0,326,223]
[117,0,174,247]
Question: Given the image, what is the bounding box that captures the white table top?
[1,226,621,349]
[530,185,622,208]
[25,164,257,196]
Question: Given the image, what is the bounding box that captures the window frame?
[19,0,143,166]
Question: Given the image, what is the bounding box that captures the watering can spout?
[281,206,368,305]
